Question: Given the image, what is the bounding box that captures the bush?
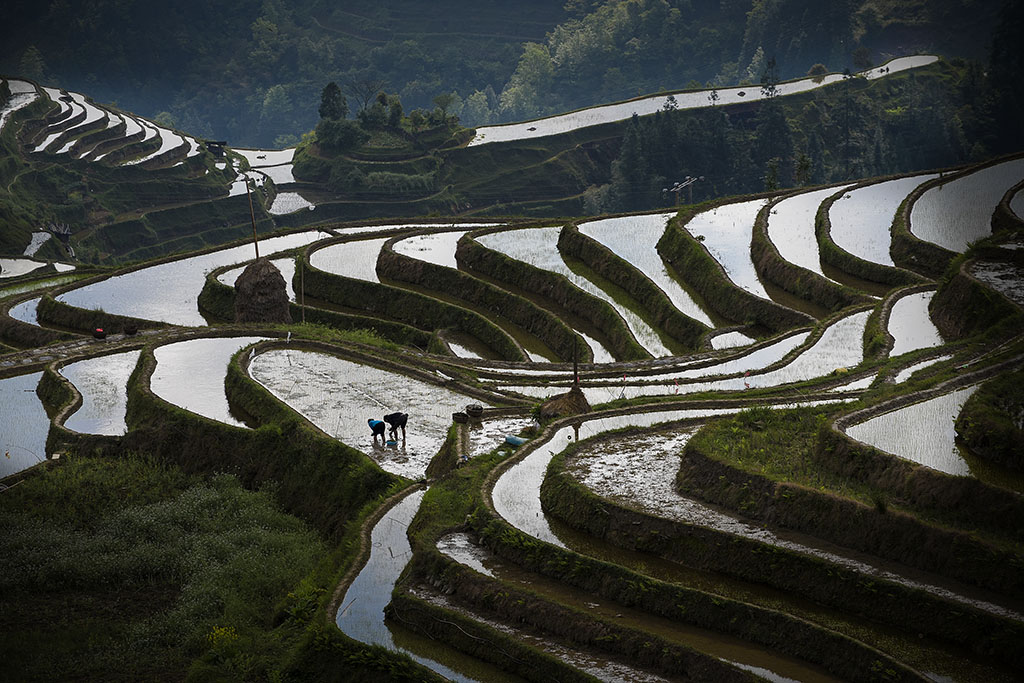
[315,118,369,153]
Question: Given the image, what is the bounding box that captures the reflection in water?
[310,237,389,283]
[152,336,265,428]
[250,349,485,479]
[8,297,41,326]
[579,213,715,326]
[0,372,49,479]
[830,175,937,266]
[769,186,852,279]
[894,355,953,384]
[393,230,467,269]
[845,385,980,477]
[57,232,325,326]
[911,158,1024,253]
[337,488,477,682]
[887,291,943,357]
[470,56,938,146]
[479,228,671,357]
[60,350,141,435]
[683,199,771,298]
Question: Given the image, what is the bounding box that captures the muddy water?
[501,330,810,400]
[506,310,864,403]
[845,385,980,477]
[469,55,937,146]
[336,488,491,682]
[555,429,1019,679]
[493,407,748,546]
[435,535,824,683]
[467,417,535,458]
[249,349,484,479]
[57,232,328,326]
[911,158,1024,253]
[392,230,466,269]
[151,336,265,428]
[578,213,716,326]
[478,228,674,357]
[59,350,141,435]
[768,186,852,279]
[683,199,772,298]
[969,260,1024,307]
[829,175,938,267]
[8,297,41,326]
[888,291,943,357]
[0,372,49,479]
[218,258,296,301]
[894,355,953,384]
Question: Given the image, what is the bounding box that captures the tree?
[344,78,387,112]
[0,80,11,108]
[387,95,403,127]
[319,82,347,120]
[852,46,873,71]
[807,63,828,83]
[760,56,780,99]
[315,118,369,152]
[432,93,456,121]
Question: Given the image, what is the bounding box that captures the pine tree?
[319,82,347,120]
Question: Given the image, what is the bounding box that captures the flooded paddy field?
[0,372,49,479]
[469,56,937,146]
[887,290,943,357]
[392,230,467,269]
[434,532,835,683]
[59,350,140,435]
[768,186,852,279]
[151,336,265,428]
[969,260,1024,307]
[249,349,483,478]
[578,213,716,327]
[910,158,1024,253]
[683,199,771,298]
[478,227,675,357]
[57,231,328,326]
[845,385,980,476]
[7,297,41,326]
[830,175,938,267]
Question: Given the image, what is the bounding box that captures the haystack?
[234,258,292,324]
[538,385,590,420]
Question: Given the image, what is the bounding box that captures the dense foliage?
[0,0,1003,146]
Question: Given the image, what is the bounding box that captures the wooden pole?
[245,176,260,260]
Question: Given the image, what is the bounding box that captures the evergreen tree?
[319,82,347,120]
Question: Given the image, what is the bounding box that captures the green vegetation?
[0,454,323,681]
[956,368,1024,471]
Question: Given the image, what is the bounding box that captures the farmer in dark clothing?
[368,418,386,445]
[383,412,408,440]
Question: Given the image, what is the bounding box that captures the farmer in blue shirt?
[368,418,386,445]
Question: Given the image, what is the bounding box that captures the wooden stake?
[245,176,260,260]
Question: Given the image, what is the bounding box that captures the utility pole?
[663,175,704,206]
[245,175,260,260]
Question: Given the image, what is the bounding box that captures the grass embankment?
[955,367,1024,471]
[4,337,446,682]
[750,194,873,313]
[455,229,649,361]
[402,448,761,682]
[557,223,710,350]
[657,205,814,333]
[680,406,1024,598]
[541,434,1024,672]
[299,254,527,362]
[929,256,1024,341]
[377,236,590,363]
[196,266,432,351]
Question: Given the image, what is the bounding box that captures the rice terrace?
[1,1,1022,681]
